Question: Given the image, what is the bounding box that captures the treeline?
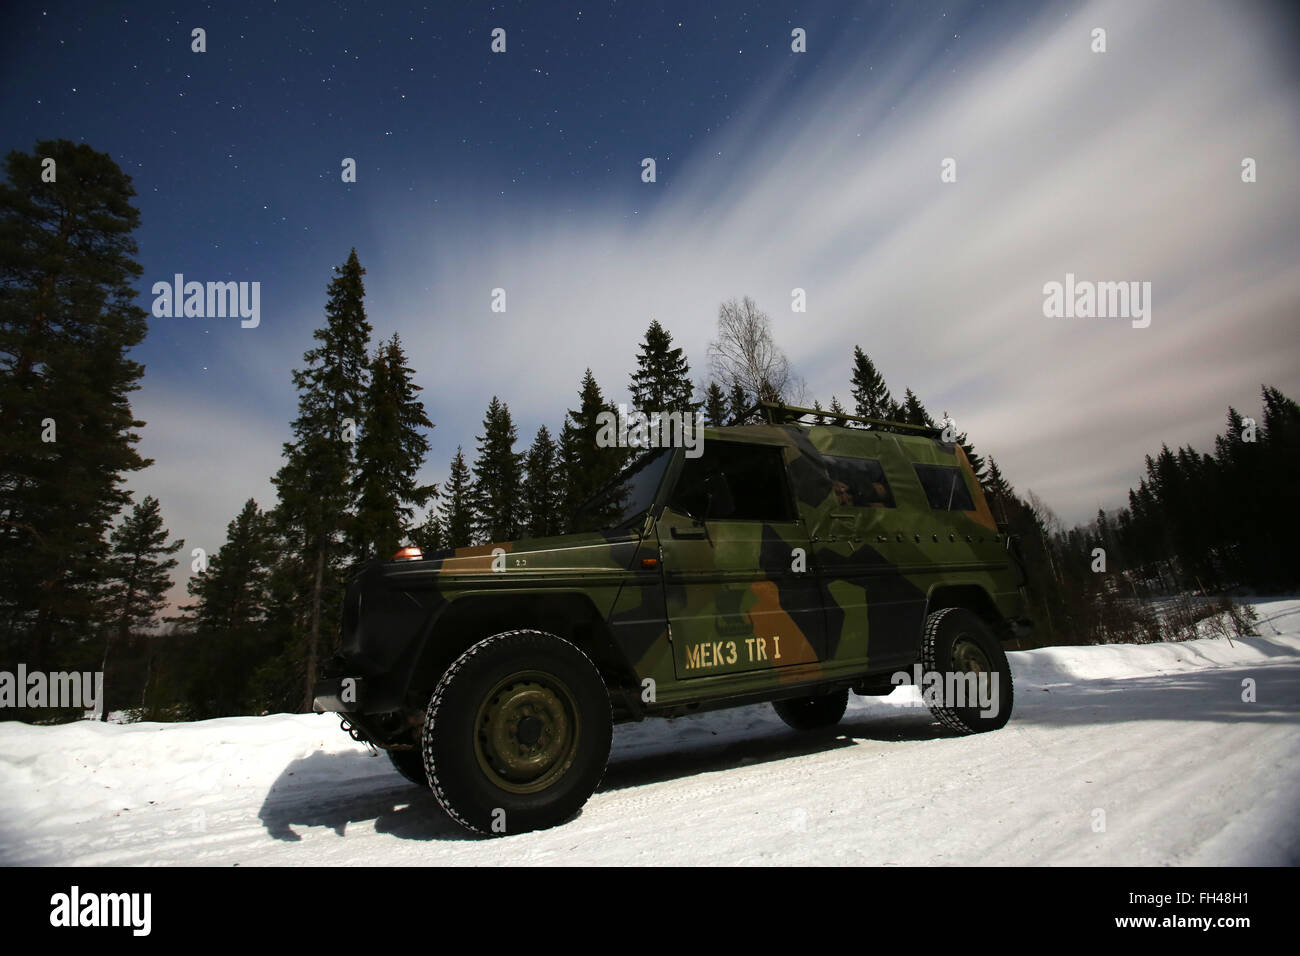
[1006,386,1299,645]
[4,140,1292,726]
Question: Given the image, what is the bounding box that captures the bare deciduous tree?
[707,296,797,407]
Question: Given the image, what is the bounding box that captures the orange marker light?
[393,546,423,561]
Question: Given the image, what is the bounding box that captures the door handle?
[670,526,707,540]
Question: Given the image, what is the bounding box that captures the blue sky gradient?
[3,0,1298,608]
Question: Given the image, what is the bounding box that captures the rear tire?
[422,629,612,836]
[772,688,849,730]
[919,607,1014,734]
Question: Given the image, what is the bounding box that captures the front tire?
[919,607,1014,734]
[422,629,612,836]
[772,688,849,730]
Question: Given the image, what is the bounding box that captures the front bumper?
[312,676,364,713]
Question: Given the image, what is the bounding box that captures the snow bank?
[1,599,1296,866]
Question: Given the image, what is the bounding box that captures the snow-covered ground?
[2,599,1298,866]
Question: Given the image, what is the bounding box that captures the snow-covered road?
[3,599,1298,866]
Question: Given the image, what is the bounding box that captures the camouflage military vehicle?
[314,402,1032,835]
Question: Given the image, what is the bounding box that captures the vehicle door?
[656,439,827,679]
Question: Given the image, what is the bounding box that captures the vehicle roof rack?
[749,401,946,439]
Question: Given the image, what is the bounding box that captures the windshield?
[570,449,672,534]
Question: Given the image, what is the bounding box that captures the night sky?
[3,0,1298,607]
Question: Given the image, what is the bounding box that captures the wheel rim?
[474,670,581,795]
[951,635,993,675]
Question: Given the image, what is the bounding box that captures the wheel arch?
[924,583,1006,635]
[406,590,637,710]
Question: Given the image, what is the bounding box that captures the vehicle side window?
[913,463,976,511]
[668,443,794,521]
[823,455,895,508]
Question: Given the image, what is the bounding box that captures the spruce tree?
[810,400,826,425]
[180,499,276,718]
[984,457,1015,503]
[702,382,729,426]
[438,447,476,549]
[1259,386,1300,586]
[472,397,525,543]
[560,370,624,525]
[351,333,435,562]
[100,495,183,719]
[271,248,373,710]
[244,517,304,714]
[727,383,751,425]
[521,425,563,537]
[899,388,935,428]
[850,346,893,419]
[0,140,152,662]
[629,319,698,415]
[185,499,274,634]
[410,508,444,553]
[828,395,848,424]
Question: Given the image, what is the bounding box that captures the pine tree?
[185,499,274,634]
[179,499,277,718]
[899,388,935,428]
[984,457,1015,504]
[438,447,476,549]
[629,319,698,415]
[472,397,525,543]
[0,141,152,662]
[271,248,373,710]
[828,395,847,424]
[410,508,444,553]
[727,383,751,424]
[560,370,624,525]
[521,425,563,537]
[810,399,826,425]
[100,495,183,719]
[351,333,436,562]
[243,519,305,715]
[1259,386,1300,586]
[849,346,893,419]
[702,382,729,426]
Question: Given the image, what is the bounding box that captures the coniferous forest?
[1,140,1296,723]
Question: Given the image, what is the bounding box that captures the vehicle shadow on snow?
[257,750,478,843]
[598,707,956,794]
[257,709,957,841]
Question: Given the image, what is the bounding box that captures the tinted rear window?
[913,463,976,511]
[824,455,895,508]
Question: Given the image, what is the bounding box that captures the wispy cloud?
[133,0,1299,588]
[365,0,1298,522]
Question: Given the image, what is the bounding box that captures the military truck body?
[314,403,1031,833]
